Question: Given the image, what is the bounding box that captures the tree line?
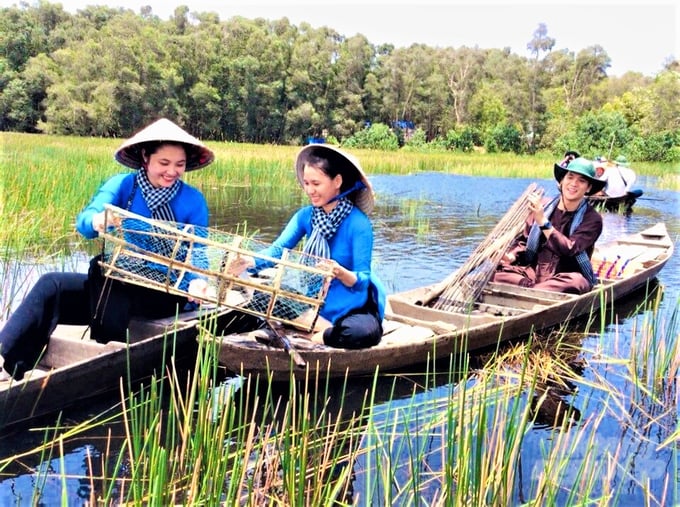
[1,1,679,160]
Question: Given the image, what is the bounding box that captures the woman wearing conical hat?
[492,157,605,294]
[0,119,214,381]
[227,144,386,349]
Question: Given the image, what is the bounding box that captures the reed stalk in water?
[1,291,676,504]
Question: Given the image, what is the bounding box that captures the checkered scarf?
[136,169,181,222]
[302,198,354,259]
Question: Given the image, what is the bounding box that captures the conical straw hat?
[114,118,214,171]
[295,144,375,214]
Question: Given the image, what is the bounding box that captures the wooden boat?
[0,206,337,429]
[588,190,642,213]
[0,308,222,431]
[211,223,673,380]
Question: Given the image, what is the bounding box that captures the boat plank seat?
[479,294,552,311]
[40,332,127,369]
[474,302,529,316]
[40,308,217,370]
[484,282,574,300]
[381,321,435,345]
[482,282,575,310]
[383,308,465,333]
[387,297,501,327]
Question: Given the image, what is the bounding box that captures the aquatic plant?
[4,132,674,246]
[1,291,675,504]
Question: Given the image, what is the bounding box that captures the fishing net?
[429,183,542,312]
[97,205,334,331]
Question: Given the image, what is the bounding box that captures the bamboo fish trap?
[428,183,542,312]
[98,205,334,331]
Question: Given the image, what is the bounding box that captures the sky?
[3,0,678,77]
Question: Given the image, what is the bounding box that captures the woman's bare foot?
[310,331,325,344]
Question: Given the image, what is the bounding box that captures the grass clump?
[3,132,677,246]
[1,290,674,505]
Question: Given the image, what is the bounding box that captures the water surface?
[1,172,678,504]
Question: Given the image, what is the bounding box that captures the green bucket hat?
[553,157,606,196]
[615,155,629,167]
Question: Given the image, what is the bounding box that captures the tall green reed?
[4,291,676,504]
[66,316,372,504]
[5,132,675,247]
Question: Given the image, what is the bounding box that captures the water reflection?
[0,405,128,504]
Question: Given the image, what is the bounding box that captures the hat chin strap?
[558,187,586,212]
[325,180,365,206]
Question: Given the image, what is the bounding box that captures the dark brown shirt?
[511,202,602,283]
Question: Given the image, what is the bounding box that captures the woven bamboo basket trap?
[98,205,334,331]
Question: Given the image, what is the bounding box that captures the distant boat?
[588,189,643,214]
[591,157,642,213]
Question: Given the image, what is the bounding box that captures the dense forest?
[1,1,679,160]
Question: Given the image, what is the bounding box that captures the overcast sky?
[3,0,678,76]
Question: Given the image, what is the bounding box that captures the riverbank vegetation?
[1,3,679,161]
[2,132,677,253]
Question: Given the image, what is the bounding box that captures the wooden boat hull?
[0,310,217,430]
[212,223,673,380]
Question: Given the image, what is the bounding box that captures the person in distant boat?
[593,156,608,178]
[225,144,386,349]
[560,150,580,167]
[491,157,605,294]
[0,118,214,380]
[593,155,638,198]
[593,156,610,189]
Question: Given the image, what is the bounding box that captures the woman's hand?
[226,255,255,276]
[318,259,357,287]
[92,210,121,233]
[188,278,215,303]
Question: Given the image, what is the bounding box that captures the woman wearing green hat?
[492,157,605,294]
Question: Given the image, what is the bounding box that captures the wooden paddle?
[264,319,306,367]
